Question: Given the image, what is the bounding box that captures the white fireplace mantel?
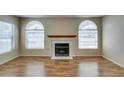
[51,40,73,59]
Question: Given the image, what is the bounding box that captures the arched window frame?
[25,21,45,49]
[78,20,98,49]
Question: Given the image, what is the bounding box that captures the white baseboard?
[20,55,49,57]
[75,55,102,57]
[103,56,124,68]
[0,56,19,65]
[20,55,102,58]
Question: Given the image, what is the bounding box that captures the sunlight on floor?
[78,62,99,77]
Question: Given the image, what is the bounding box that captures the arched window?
[25,21,44,49]
[78,20,98,49]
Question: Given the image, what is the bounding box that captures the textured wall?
[20,17,102,56]
[102,15,124,66]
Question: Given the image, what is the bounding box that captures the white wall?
[20,17,102,56]
[0,15,19,64]
[102,16,124,66]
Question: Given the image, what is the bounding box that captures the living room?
[0,15,124,77]
[0,0,124,93]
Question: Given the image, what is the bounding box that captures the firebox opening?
[55,43,69,57]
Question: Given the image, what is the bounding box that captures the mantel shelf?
[48,35,76,38]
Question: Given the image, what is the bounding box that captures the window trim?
[25,21,45,49]
[0,21,15,54]
[78,20,98,49]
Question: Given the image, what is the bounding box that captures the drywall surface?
[20,17,102,56]
[102,16,124,66]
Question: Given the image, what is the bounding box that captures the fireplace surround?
[51,41,73,59]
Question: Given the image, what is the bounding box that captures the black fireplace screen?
[55,43,69,56]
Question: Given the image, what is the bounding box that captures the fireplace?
[51,41,73,59]
[55,43,69,56]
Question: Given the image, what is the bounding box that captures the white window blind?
[25,21,44,49]
[0,22,14,54]
[78,20,98,49]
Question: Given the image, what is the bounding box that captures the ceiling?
[16,15,104,18]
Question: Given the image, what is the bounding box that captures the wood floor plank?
[0,56,124,77]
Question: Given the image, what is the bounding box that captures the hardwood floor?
[0,56,124,77]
